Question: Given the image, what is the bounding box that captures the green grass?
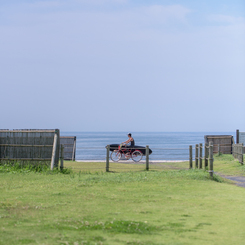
[212,154,245,176]
[0,157,245,244]
[64,160,189,173]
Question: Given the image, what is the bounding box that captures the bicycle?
[110,144,143,162]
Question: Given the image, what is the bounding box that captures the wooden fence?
[204,135,234,154]
[232,144,244,165]
[189,142,214,177]
[60,136,76,160]
[0,129,60,169]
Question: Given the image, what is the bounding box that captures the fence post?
[236,129,239,144]
[189,145,192,169]
[146,145,149,171]
[72,137,76,161]
[242,143,244,165]
[51,132,58,170]
[199,143,203,169]
[205,143,208,169]
[106,145,110,172]
[239,143,244,165]
[209,142,213,178]
[195,144,198,168]
[60,144,64,170]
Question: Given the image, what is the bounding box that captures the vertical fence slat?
[189,145,192,169]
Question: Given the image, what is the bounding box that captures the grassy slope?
[212,154,245,176]
[0,163,245,245]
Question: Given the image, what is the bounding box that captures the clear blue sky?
[1,0,244,132]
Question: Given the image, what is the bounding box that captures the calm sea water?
[62,132,235,161]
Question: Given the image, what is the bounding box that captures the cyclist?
[122,133,135,147]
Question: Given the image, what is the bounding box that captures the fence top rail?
[205,135,233,138]
[0,129,57,133]
[0,158,51,160]
[0,144,53,147]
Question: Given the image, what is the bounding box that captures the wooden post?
[199,143,203,169]
[209,142,213,178]
[195,144,198,168]
[242,143,244,165]
[239,143,244,165]
[72,137,76,161]
[54,129,60,167]
[236,129,239,144]
[189,145,192,169]
[205,143,208,169]
[60,144,64,170]
[146,145,149,171]
[50,132,58,170]
[106,145,110,172]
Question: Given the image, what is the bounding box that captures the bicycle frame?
[118,145,133,159]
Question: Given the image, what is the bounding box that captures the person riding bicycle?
[110,133,143,162]
[122,133,135,147]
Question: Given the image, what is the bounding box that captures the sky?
[0,0,245,132]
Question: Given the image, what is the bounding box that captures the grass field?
[0,155,245,245]
[64,160,190,173]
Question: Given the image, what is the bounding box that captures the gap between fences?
[59,143,214,177]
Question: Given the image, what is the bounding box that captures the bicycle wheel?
[131,150,143,162]
[110,150,121,162]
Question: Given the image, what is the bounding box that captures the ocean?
[61,132,235,161]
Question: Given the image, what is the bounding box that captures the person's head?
[128,133,131,137]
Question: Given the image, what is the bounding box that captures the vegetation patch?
[50,219,161,234]
[0,161,72,174]
[213,154,245,176]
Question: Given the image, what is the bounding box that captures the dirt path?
[216,173,245,188]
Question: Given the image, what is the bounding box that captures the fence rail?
[0,144,53,147]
